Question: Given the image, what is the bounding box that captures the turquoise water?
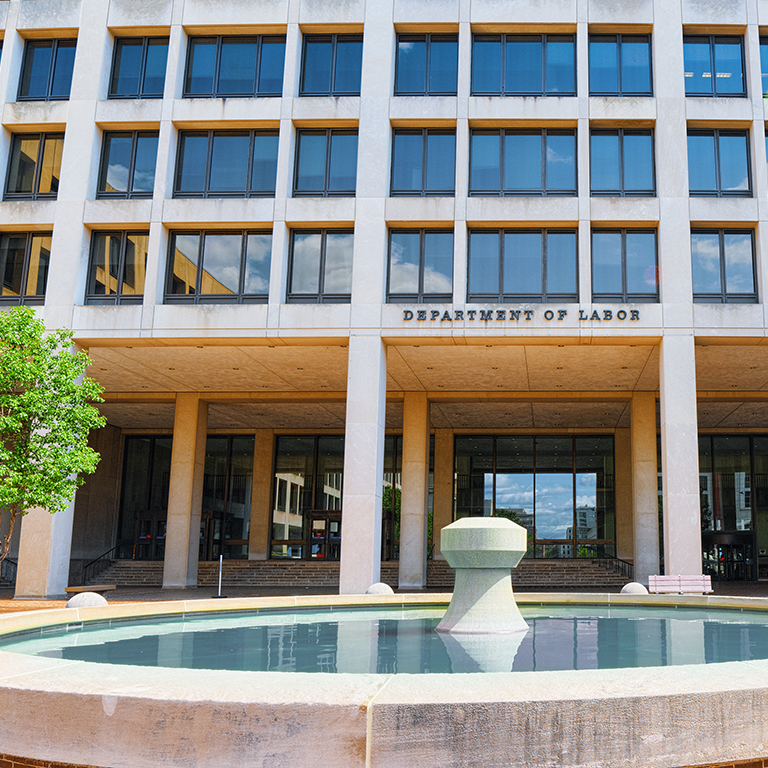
[2,605,768,674]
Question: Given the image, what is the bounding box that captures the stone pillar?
[339,336,387,594]
[162,394,207,589]
[398,392,430,589]
[15,500,76,598]
[632,392,660,584]
[432,429,454,559]
[249,429,274,560]
[659,336,702,576]
[613,428,632,562]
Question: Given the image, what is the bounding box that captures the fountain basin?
[1,593,768,768]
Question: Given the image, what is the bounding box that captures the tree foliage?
[0,306,106,563]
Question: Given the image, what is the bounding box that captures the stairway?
[91,558,630,591]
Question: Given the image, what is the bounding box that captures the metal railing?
[578,545,635,580]
[82,544,122,584]
[0,558,17,585]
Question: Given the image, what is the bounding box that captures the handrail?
[577,545,634,580]
[0,557,17,584]
[82,544,123,584]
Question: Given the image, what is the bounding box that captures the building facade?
[2,0,767,596]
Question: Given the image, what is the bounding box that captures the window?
[391,129,455,196]
[18,39,76,100]
[184,36,285,97]
[761,37,768,95]
[86,231,148,305]
[175,130,278,198]
[300,34,362,96]
[590,129,655,196]
[294,130,357,197]
[98,132,158,199]
[467,229,577,303]
[471,34,575,96]
[394,34,458,95]
[683,35,745,96]
[0,232,51,305]
[287,230,353,303]
[5,134,63,200]
[589,34,652,96]
[591,230,658,303]
[388,230,453,302]
[469,129,576,196]
[110,37,169,98]
[167,231,271,303]
[691,230,756,303]
[688,129,750,197]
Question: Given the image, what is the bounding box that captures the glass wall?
[454,435,615,558]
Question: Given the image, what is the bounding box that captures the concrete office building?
[1,0,767,598]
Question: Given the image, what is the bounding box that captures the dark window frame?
[293,129,358,197]
[0,231,52,306]
[683,34,747,98]
[85,230,148,306]
[588,33,653,96]
[387,228,454,303]
[467,228,579,303]
[165,229,272,305]
[393,33,458,96]
[390,128,456,197]
[17,38,76,101]
[299,33,363,96]
[174,129,279,199]
[590,128,656,197]
[183,35,286,98]
[687,128,752,197]
[109,36,169,99]
[287,228,353,304]
[760,36,768,95]
[591,228,659,303]
[97,130,158,200]
[691,228,758,304]
[470,33,577,96]
[4,132,64,201]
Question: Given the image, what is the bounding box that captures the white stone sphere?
[66,592,109,608]
[620,582,649,595]
[365,582,395,595]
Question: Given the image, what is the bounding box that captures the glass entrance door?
[309,512,342,560]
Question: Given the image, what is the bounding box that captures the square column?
[162,394,208,589]
[15,499,76,598]
[248,429,274,560]
[398,392,430,589]
[632,392,660,584]
[339,336,387,594]
[659,336,702,575]
[432,429,454,560]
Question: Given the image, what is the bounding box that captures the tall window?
[86,231,148,304]
[683,35,745,97]
[394,34,458,95]
[0,232,51,305]
[5,133,64,200]
[18,39,76,100]
[688,130,751,196]
[98,132,158,199]
[472,34,576,96]
[294,130,358,197]
[391,129,455,196]
[388,230,453,302]
[184,36,285,97]
[467,229,578,303]
[691,230,756,303]
[589,34,652,96]
[166,231,272,303]
[109,37,169,99]
[591,230,658,303]
[761,37,768,95]
[590,129,655,196]
[175,130,278,198]
[300,34,363,96]
[287,230,353,303]
[469,129,576,196]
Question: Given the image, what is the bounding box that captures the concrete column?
[632,392,660,584]
[15,500,76,598]
[659,335,702,576]
[162,394,208,589]
[432,428,454,560]
[248,429,274,560]
[339,335,387,594]
[614,428,632,562]
[398,392,429,589]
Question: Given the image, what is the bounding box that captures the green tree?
[0,306,106,564]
